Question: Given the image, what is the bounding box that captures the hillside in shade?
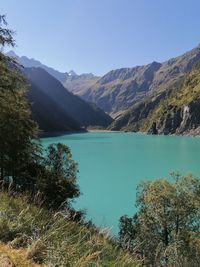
[23,67,112,133]
[26,78,82,133]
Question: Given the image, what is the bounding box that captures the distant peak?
[68,70,77,76]
[151,61,160,65]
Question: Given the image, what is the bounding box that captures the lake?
[41,132,200,234]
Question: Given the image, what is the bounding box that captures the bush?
[36,143,80,209]
[119,173,200,266]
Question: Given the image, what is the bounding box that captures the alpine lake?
[41,132,200,234]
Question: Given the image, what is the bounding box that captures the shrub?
[119,173,200,266]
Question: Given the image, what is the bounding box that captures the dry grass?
[0,192,140,266]
[0,242,45,267]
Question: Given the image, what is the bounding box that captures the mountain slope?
[143,62,200,135]
[82,62,162,115]
[63,73,99,95]
[27,79,82,133]
[111,62,200,135]
[7,50,68,83]
[24,67,112,130]
[82,44,200,116]
[7,51,99,95]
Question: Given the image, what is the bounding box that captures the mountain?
[143,62,200,135]
[8,44,200,135]
[110,62,200,135]
[27,79,82,133]
[6,51,99,95]
[81,44,200,117]
[6,50,68,83]
[23,67,112,132]
[63,73,99,95]
[82,62,161,115]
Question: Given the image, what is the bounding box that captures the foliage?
[36,143,80,209]
[0,15,15,46]
[0,15,80,212]
[0,15,40,189]
[119,173,200,266]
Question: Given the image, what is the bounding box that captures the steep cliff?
[126,62,200,135]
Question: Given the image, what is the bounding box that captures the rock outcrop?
[152,100,200,135]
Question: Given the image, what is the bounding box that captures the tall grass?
[0,192,140,266]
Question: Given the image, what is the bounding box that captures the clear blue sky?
[1,0,200,75]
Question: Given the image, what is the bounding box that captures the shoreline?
[39,129,87,138]
[87,129,119,133]
[39,128,200,138]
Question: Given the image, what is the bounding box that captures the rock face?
[153,101,200,135]
[147,62,200,136]
[109,89,169,131]
[148,122,158,135]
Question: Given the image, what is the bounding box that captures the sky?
[1,0,200,76]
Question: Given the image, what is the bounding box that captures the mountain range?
[80,45,200,117]
[6,51,99,96]
[7,44,200,135]
[109,45,200,134]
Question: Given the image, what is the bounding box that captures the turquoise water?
[41,132,200,234]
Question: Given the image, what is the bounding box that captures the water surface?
[41,132,200,234]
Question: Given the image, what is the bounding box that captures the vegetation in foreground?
[0,192,140,267]
[119,173,200,267]
[0,15,140,267]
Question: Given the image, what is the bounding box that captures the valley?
[7,44,200,137]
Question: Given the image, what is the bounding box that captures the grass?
[0,242,44,267]
[0,192,141,266]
